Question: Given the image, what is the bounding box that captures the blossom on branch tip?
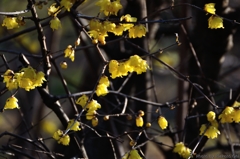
[136,116,143,127]
[53,129,70,146]
[3,66,46,91]
[50,17,62,31]
[60,0,75,11]
[95,0,122,16]
[76,95,89,108]
[207,111,215,122]
[158,116,168,130]
[122,150,142,159]
[4,96,19,110]
[128,24,147,38]
[199,124,220,139]
[92,117,99,127]
[2,16,19,29]
[67,119,81,131]
[48,3,61,17]
[218,106,234,123]
[64,45,75,61]
[204,3,216,14]
[208,15,224,29]
[173,142,192,159]
[96,76,110,96]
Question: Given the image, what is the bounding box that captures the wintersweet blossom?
[50,17,62,31]
[173,142,192,159]
[218,106,234,123]
[60,0,75,11]
[2,16,19,29]
[64,45,75,61]
[122,150,142,159]
[53,130,70,146]
[108,55,149,79]
[128,24,147,38]
[95,0,122,16]
[204,3,216,14]
[4,96,19,110]
[96,76,110,96]
[3,66,46,91]
[199,124,220,139]
[67,119,81,131]
[48,3,61,17]
[136,116,143,127]
[76,95,89,108]
[158,116,168,130]
[92,117,98,127]
[207,111,215,122]
[208,15,224,29]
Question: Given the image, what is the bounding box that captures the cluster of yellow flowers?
[88,14,147,45]
[158,116,168,130]
[173,142,192,159]
[52,119,81,146]
[204,3,224,29]
[96,0,122,16]
[219,101,240,123]
[199,111,220,139]
[109,55,149,79]
[52,129,70,146]
[122,150,142,159]
[3,66,46,91]
[96,76,110,96]
[76,95,101,126]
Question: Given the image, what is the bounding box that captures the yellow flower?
[112,25,124,36]
[60,61,68,69]
[34,72,46,87]
[16,66,46,91]
[118,62,129,77]
[89,19,102,31]
[199,124,220,139]
[53,129,70,146]
[173,142,192,159]
[128,24,147,38]
[87,100,101,111]
[207,111,215,122]
[109,60,119,79]
[204,3,216,14]
[122,150,142,159]
[126,55,149,74]
[76,95,89,108]
[92,117,98,127]
[67,119,81,131]
[99,76,110,86]
[3,69,18,90]
[136,116,143,127]
[48,3,61,17]
[120,14,137,31]
[2,16,19,29]
[96,0,122,16]
[208,15,224,29]
[58,134,70,146]
[233,109,240,123]
[158,116,168,130]
[218,106,234,123]
[86,110,96,120]
[64,45,75,61]
[96,84,109,96]
[60,0,75,11]
[50,17,62,31]
[4,96,19,110]
[233,101,240,107]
